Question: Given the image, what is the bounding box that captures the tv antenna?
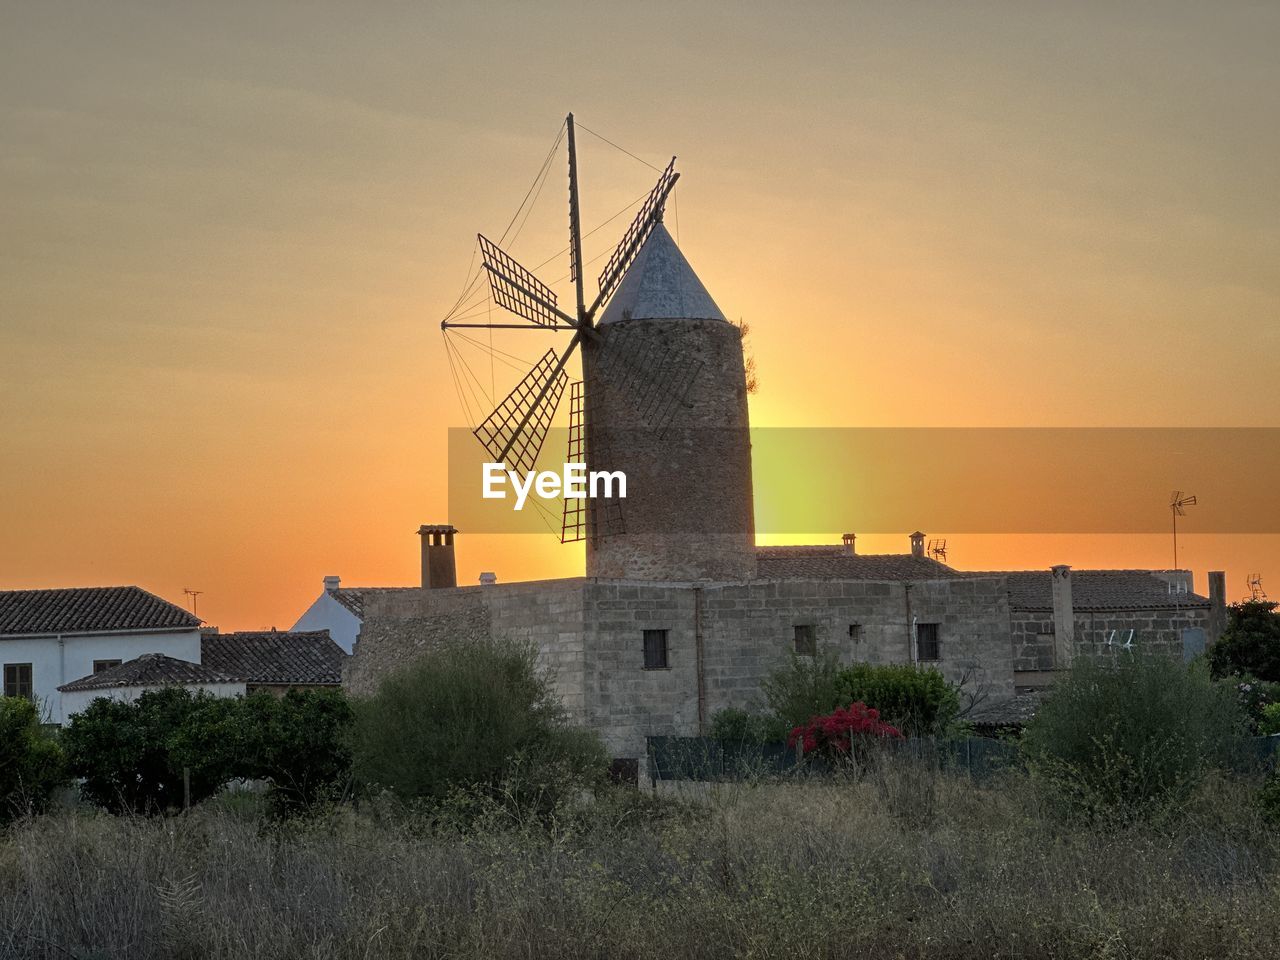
[1106,629,1136,651]
[182,587,203,618]
[927,538,948,563]
[1247,574,1267,601]
[1169,491,1197,570]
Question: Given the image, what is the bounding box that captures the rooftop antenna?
[1247,573,1267,601]
[927,538,948,563]
[1169,491,1196,570]
[182,587,203,619]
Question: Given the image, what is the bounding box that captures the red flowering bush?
[787,701,903,759]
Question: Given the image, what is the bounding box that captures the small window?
[643,629,669,670]
[93,659,122,674]
[3,663,33,700]
[793,624,817,656]
[916,623,941,662]
[848,623,863,643]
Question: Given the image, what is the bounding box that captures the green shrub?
[63,688,232,813]
[350,641,607,816]
[835,662,961,737]
[708,707,790,744]
[1209,600,1280,682]
[1022,654,1244,822]
[1227,677,1280,733]
[1260,702,1280,737]
[761,650,846,729]
[169,689,353,815]
[65,687,354,815]
[0,696,67,822]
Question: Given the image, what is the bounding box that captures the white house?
[292,527,464,653]
[0,586,203,724]
[57,629,346,716]
[291,576,417,654]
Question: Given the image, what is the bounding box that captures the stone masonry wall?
[343,579,587,716]
[1011,606,1211,674]
[583,318,756,582]
[345,575,1016,764]
[580,576,1014,759]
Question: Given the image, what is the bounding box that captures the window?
[93,659,122,674]
[643,629,669,670]
[916,623,941,662]
[793,624,817,656]
[848,623,863,643]
[3,663,33,700]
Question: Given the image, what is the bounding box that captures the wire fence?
[647,734,1280,783]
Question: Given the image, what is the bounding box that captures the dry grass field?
[2,763,1277,960]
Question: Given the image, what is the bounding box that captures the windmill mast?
[567,112,588,322]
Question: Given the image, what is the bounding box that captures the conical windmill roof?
[598,222,727,325]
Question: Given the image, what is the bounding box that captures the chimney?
[1207,571,1227,645]
[479,571,497,586]
[842,533,857,555]
[323,575,340,593]
[418,524,458,589]
[1051,565,1075,669]
[909,531,926,558]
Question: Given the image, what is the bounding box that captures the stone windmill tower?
[441,114,755,581]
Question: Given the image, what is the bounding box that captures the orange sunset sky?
[2,2,1277,631]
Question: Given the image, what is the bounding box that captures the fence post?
[183,767,190,811]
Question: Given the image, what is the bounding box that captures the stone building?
[337,223,1228,768]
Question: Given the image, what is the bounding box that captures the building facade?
[0,586,203,724]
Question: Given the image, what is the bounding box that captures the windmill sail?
[593,158,679,311]
[473,348,569,474]
[561,380,625,543]
[479,234,575,328]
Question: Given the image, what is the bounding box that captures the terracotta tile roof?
[0,586,200,637]
[963,570,1210,611]
[58,653,230,692]
[755,546,962,581]
[967,693,1044,729]
[57,631,345,693]
[199,630,345,685]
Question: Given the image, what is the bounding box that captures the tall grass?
[2,764,1277,959]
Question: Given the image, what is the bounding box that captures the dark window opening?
[4,663,33,700]
[793,624,817,656]
[643,629,669,670]
[848,623,863,643]
[93,659,122,674]
[916,623,941,662]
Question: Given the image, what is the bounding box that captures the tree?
[0,696,67,822]
[252,689,353,812]
[62,688,229,813]
[1209,600,1280,682]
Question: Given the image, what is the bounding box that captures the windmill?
[1246,574,1267,601]
[441,114,706,545]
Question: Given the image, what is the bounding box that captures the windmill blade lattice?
[479,234,575,328]
[561,380,625,544]
[473,348,569,474]
[593,157,679,312]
